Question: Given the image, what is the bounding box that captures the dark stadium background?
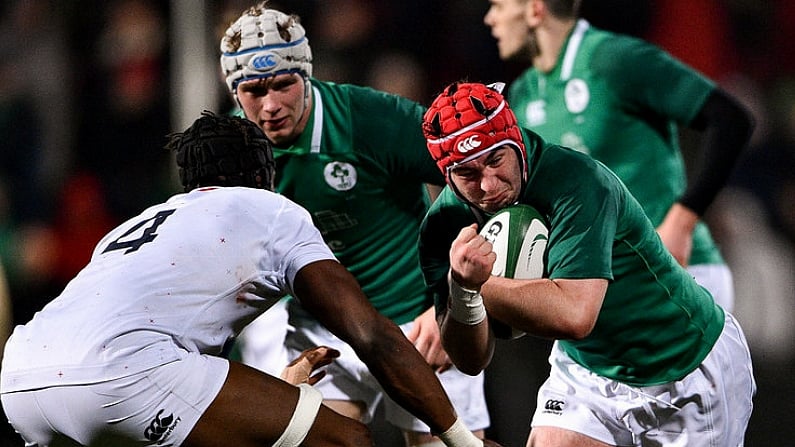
[1,1,792,445]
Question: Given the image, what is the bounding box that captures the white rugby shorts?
[688,263,734,312]
[532,313,755,446]
[1,350,228,447]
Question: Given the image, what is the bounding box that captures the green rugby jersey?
[419,130,724,385]
[508,20,723,266]
[273,79,444,324]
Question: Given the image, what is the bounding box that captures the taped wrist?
[448,278,486,325]
[438,418,483,447]
[273,383,323,447]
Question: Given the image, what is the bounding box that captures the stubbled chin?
[264,128,293,146]
[479,195,517,213]
[478,203,503,213]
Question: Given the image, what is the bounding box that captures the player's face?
[236,73,310,146]
[449,146,523,213]
[484,0,532,61]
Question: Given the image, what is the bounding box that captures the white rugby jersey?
[1,187,334,392]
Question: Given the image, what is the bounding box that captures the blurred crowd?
[0,0,792,445]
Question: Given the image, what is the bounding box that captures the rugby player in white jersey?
[0,112,493,447]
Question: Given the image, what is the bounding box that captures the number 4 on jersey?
[102,209,176,254]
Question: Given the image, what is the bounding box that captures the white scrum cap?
[220,6,313,93]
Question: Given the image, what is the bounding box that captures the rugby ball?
[479,204,548,280]
[479,204,549,339]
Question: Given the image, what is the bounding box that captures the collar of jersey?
[559,19,590,81]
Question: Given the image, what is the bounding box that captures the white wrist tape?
[272,383,323,447]
[438,418,483,447]
[448,278,487,325]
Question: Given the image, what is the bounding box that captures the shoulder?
[529,143,618,203]
[511,64,537,81]
[191,186,280,203]
[188,187,310,221]
[589,31,658,69]
[507,67,537,98]
[589,31,694,83]
[312,79,424,126]
[424,190,474,228]
[313,78,398,101]
[329,79,422,110]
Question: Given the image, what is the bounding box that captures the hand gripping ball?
[480,204,548,280]
[479,204,549,338]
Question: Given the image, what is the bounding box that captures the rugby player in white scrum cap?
[219,3,490,446]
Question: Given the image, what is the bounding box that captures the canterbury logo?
[251,53,277,69]
[144,409,181,443]
[543,399,565,413]
[457,135,482,153]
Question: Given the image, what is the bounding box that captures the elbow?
[449,358,487,376]
[442,339,490,376]
[558,313,598,341]
[715,87,756,145]
[565,325,594,341]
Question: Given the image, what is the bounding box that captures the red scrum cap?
[422,82,527,177]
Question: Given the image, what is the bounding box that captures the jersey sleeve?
[592,36,715,126]
[268,197,336,292]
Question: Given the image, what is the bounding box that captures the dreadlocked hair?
[166,111,276,192]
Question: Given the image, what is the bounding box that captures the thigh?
[2,389,84,446]
[185,361,371,447]
[235,298,290,376]
[528,427,612,447]
[630,314,753,447]
[532,329,754,447]
[530,343,634,446]
[695,313,755,446]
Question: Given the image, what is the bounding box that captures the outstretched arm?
[293,259,485,446]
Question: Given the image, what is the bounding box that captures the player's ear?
[525,0,544,26]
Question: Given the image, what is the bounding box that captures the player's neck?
[293,86,314,138]
[533,18,577,73]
